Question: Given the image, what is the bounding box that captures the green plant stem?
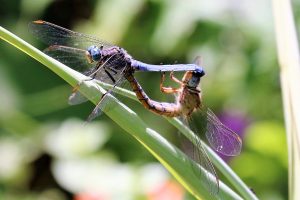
[94,80,258,200]
[272,1,300,199]
[1,25,248,199]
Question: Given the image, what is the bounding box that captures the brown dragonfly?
[124,67,242,194]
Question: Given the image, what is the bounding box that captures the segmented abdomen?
[126,73,181,117]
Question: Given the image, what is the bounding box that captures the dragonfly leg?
[104,69,116,83]
[87,74,125,122]
[170,71,183,84]
[160,72,180,94]
[87,53,118,80]
[71,52,118,100]
[107,67,118,75]
[72,76,95,93]
[72,64,105,93]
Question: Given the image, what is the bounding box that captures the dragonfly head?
[185,69,205,88]
[87,45,102,62]
[194,66,205,77]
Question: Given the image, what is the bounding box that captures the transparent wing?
[180,117,219,195]
[68,76,127,120]
[29,20,113,49]
[44,45,96,73]
[198,107,242,156]
[86,53,130,120]
[68,89,89,105]
[86,76,127,122]
[69,53,129,120]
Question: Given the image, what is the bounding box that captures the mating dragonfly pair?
[29,20,242,194]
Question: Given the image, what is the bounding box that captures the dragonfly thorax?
[87,45,102,62]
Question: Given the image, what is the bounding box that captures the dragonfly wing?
[200,107,242,156]
[68,50,128,109]
[193,56,202,66]
[43,45,97,106]
[68,74,127,120]
[68,47,126,102]
[68,85,122,119]
[85,54,129,121]
[29,20,113,50]
[68,90,89,105]
[86,76,127,122]
[180,117,219,195]
[44,45,96,73]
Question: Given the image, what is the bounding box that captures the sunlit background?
[0,0,291,199]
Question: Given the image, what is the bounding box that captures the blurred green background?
[0,0,290,199]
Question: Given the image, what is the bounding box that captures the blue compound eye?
[87,45,101,62]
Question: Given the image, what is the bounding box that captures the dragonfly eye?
[87,45,102,62]
[194,67,205,77]
[188,75,201,87]
[188,69,205,87]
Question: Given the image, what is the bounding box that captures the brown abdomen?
[125,73,181,117]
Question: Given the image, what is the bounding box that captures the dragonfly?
[124,67,242,194]
[29,20,242,194]
[29,20,204,120]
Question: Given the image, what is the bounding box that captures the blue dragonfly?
[29,20,204,121]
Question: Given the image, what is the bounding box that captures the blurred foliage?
[0,0,291,199]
